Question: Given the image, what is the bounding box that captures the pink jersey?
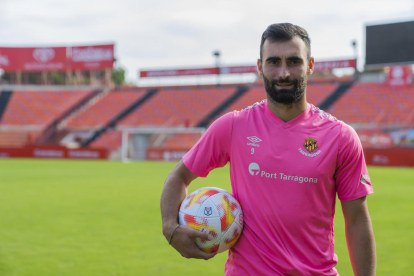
[183,100,373,276]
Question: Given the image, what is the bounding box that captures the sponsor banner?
[388,66,413,86]
[364,148,414,167]
[0,145,107,159]
[69,44,114,70]
[0,47,67,71]
[313,59,357,72]
[139,59,357,78]
[357,130,393,148]
[140,67,217,78]
[146,148,189,161]
[0,48,17,71]
[219,66,257,74]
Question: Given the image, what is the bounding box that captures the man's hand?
[167,225,216,260]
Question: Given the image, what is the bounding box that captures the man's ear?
[257,58,263,77]
[307,57,314,76]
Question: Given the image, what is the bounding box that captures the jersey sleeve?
[335,123,374,201]
[182,112,233,177]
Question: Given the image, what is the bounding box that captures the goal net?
[120,127,206,162]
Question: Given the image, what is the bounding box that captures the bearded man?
[161,23,376,276]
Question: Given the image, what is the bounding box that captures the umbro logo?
[247,136,262,143]
[247,136,262,147]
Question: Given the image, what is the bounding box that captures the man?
[161,23,376,275]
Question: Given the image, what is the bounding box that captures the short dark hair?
[260,23,311,61]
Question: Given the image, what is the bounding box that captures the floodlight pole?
[213,50,221,86]
[351,40,359,75]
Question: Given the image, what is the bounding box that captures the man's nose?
[278,63,290,79]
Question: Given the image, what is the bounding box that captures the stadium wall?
[364,148,414,166]
[0,145,107,159]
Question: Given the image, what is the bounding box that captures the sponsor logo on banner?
[313,59,356,72]
[372,154,389,164]
[219,66,257,74]
[23,47,66,71]
[388,66,413,86]
[68,150,100,158]
[33,148,65,158]
[163,150,187,161]
[33,48,55,63]
[0,52,10,66]
[141,68,217,78]
[72,47,113,62]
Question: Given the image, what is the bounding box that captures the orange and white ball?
[178,187,243,253]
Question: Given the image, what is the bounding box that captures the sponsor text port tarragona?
[249,162,318,183]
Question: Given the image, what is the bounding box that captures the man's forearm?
[160,160,195,239]
[160,173,188,238]
[345,214,376,276]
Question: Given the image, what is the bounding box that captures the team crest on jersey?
[299,137,321,157]
[303,137,318,153]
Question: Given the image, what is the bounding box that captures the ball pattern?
[178,187,243,253]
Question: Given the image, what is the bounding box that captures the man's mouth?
[275,83,294,88]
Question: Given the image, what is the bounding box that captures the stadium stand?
[161,132,202,149]
[117,85,236,127]
[0,91,13,120]
[87,85,237,153]
[327,82,414,124]
[90,129,122,153]
[0,131,29,147]
[0,90,92,127]
[66,89,147,129]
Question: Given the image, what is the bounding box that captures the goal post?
[121,127,206,162]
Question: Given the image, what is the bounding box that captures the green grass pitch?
[0,159,413,275]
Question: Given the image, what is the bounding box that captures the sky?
[1,0,414,85]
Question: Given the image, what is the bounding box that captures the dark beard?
[263,72,307,104]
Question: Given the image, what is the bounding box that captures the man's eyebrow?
[287,56,303,61]
[265,57,281,62]
[265,56,304,62]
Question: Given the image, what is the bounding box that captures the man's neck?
[266,96,307,122]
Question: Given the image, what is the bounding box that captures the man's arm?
[341,196,376,276]
[160,160,216,260]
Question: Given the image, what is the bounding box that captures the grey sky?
[1,0,414,83]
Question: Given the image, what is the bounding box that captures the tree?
[112,67,126,86]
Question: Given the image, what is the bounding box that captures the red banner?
[140,59,357,78]
[388,66,413,86]
[140,67,217,78]
[220,65,257,74]
[0,48,18,71]
[313,59,357,72]
[0,145,107,159]
[146,148,189,161]
[0,47,67,71]
[69,44,114,70]
[364,148,414,167]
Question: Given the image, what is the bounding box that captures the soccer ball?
[178,187,243,253]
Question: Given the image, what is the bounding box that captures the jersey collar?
[264,101,311,128]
